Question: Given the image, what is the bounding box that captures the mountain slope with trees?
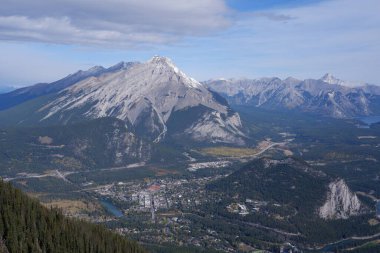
[0,180,146,253]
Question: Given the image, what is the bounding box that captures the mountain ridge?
[0,61,138,111]
[205,75,380,118]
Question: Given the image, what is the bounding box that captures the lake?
[356,116,380,128]
[100,199,124,218]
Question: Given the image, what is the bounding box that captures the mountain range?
[1,56,379,252]
[205,74,380,118]
[1,56,380,147]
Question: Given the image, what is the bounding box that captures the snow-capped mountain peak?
[320,73,370,88]
[37,56,244,144]
[148,56,180,74]
[147,56,201,89]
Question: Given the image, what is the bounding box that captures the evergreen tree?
[0,180,147,253]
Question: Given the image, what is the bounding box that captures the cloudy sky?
[0,0,379,87]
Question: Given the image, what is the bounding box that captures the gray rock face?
[319,179,363,219]
[0,61,138,110]
[184,110,244,145]
[39,56,245,144]
[205,75,380,118]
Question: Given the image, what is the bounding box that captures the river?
[100,199,124,218]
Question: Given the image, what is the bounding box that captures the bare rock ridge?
[38,56,245,144]
[0,61,138,110]
[319,179,363,219]
[205,75,380,118]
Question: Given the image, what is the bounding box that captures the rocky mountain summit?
[0,56,245,145]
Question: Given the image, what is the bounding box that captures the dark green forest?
[0,180,146,253]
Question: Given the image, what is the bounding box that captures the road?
[3,162,146,183]
[4,170,73,183]
[54,170,73,184]
[253,142,286,157]
[356,191,379,202]
[307,232,380,251]
[244,221,302,237]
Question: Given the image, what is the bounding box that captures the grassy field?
[42,199,102,216]
[201,146,258,157]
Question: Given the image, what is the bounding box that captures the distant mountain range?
[1,57,380,147]
[205,74,380,118]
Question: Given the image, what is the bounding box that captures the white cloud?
[0,0,230,46]
[1,0,380,85]
[196,0,380,84]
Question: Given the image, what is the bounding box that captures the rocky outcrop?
[319,179,363,219]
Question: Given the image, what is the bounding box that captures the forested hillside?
[0,180,146,253]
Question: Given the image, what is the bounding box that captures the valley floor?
[2,109,380,252]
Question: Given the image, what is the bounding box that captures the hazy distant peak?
[88,65,105,72]
[320,73,343,85]
[284,76,301,85]
[321,73,335,80]
[106,61,139,72]
[258,77,282,83]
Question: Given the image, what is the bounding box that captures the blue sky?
[0,0,379,87]
[227,0,324,11]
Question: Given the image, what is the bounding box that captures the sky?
[0,0,379,87]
